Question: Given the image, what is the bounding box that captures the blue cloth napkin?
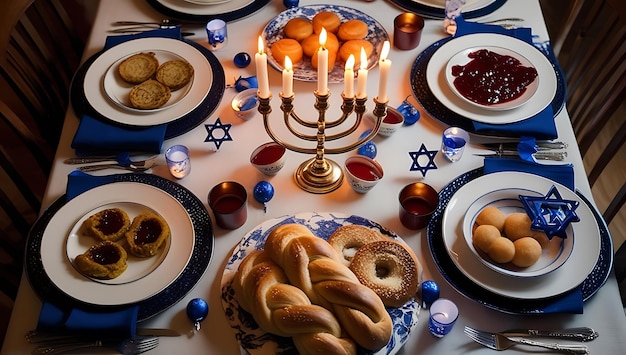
[71,28,183,156]
[483,158,583,313]
[37,171,139,336]
[453,16,558,139]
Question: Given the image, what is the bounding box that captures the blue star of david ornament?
[204,118,233,150]
[409,143,437,176]
[519,185,580,239]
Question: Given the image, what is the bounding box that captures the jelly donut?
[312,11,341,34]
[271,38,303,66]
[349,240,421,307]
[337,19,368,41]
[339,39,374,67]
[284,17,313,41]
[327,225,385,265]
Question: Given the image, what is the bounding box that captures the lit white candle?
[343,54,355,98]
[356,47,368,99]
[317,28,328,95]
[282,56,293,97]
[255,36,270,98]
[377,41,391,102]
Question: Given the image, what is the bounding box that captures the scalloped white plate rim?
[40,182,194,306]
[426,33,557,124]
[103,50,194,114]
[262,4,389,83]
[155,0,254,15]
[445,46,539,111]
[220,212,420,355]
[84,38,211,127]
[461,188,574,277]
[442,172,599,299]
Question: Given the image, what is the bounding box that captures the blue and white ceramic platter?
[221,212,420,354]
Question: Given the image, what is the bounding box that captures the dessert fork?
[32,336,159,355]
[464,326,589,353]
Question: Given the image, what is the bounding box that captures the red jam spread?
[95,209,126,235]
[451,49,538,105]
[89,243,121,265]
[133,218,162,245]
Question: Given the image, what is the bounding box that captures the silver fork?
[32,336,159,355]
[464,326,590,354]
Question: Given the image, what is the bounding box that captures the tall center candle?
[356,47,368,99]
[255,36,270,98]
[343,54,355,98]
[377,41,391,102]
[317,28,328,95]
[282,56,294,97]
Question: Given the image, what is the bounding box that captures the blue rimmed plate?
[262,5,389,83]
[388,0,508,19]
[221,212,420,354]
[147,0,270,23]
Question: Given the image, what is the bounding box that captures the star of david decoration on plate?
[204,117,233,150]
[519,185,580,239]
[409,143,438,177]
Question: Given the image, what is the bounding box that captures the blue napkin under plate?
[453,16,558,139]
[36,171,139,336]
[483,157,583,313]
[71,28,183,156]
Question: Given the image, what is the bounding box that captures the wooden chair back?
[0,0,87,300]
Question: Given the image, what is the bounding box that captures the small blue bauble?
[283,0,299,8]
[357,141,377,159]
[253,181,274,212]
[234,52,251,68]
[421,280,440,307]
[398,99,421,126]
[186,298,209,330]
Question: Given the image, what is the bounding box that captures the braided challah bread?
[232,250,357,355]
[264,224,392,351]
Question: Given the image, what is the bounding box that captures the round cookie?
[512,237,542,267]
[271,38,303,66]
[312,11,341,34]
[339,39,374,67]
[284,17,313,41]
[129,79,171,109]
[118,52,159,84]
[74,241,128,279]
[337,19,368,41]
[125,212,171,257]
[155,60,194,91]
[84,207,130,242]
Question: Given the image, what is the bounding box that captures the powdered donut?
[349,240,420,307]
[327,225,385,265]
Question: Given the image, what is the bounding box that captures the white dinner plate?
[262,5,389,83]
[426,33,557,124]
[442,172,599,299]
[445,46,539,111]
[461,188,574,278]
[103,50,194,114]
[220,212,420,355]
[40,182,194,306]
[84,38,211,127]
[154,0,254,15]
[183,0,232,5]
[411,0,496,11]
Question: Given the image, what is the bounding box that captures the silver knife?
[500,327,598,342]
[482,141,568,152]
[476,151,568,161]
[26,328,181,343]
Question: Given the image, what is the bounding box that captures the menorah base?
[294,157,344,194]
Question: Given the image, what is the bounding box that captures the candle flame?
[257,36,264,54]
[360,47,367,70]
[319,28,327,48]
[380,40,390,61]
[285,55,292,71]
[345,54,355,71]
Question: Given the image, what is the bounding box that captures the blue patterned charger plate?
[221,212,420,354]
[263,5,389,83]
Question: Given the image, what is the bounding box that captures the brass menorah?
[258,90,388,194]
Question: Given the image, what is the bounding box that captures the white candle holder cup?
[165,144,191,179]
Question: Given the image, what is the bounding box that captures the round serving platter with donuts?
[221,212,421,355]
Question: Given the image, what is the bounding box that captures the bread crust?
[118,52,159,84]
